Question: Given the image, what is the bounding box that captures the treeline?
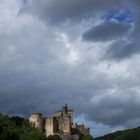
[94,126,140,140]
[0,113,54,140]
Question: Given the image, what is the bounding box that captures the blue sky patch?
[102,9,134,23]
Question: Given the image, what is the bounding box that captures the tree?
[0,114,47,140]
[0,115,20,140]
[10,116,24,127]
[81,135,94,140]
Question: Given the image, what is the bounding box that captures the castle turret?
[62,103,68,115]
[29,113,44,131]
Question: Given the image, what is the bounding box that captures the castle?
[29,104,90,140]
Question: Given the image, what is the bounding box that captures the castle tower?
[62,114,71,134]
[29,113,44,131]
[56,104,71,135]
[55,104,73,124]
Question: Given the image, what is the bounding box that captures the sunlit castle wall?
[29,113,44,131]
[45,117,58,137]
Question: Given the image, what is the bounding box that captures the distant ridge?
[94,126,140,140]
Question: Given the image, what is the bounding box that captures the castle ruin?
[29,104,90,140]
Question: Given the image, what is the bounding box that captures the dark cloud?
[109,1,140,60]
[87,89,140,127]
[82,0,140,61]
[103,41,134,60]
[82,21,131,42]
[21,0,124,23]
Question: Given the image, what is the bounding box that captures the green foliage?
[81,135,94,140]
[94,127,140,140]
[10,116,24,127]
[0,114,20,140]
[0,114,47,140]
[47,135,62,140]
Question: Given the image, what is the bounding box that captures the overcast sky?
[1,0,140,137]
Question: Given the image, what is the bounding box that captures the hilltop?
[94,126,140,140]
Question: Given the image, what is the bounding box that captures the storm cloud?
[82,21,131,42]
[1,0,140,137]
[21,0,125,22]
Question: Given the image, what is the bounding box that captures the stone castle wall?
[45,117,58,137]
[29,113,44,131]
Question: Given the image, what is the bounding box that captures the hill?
[94,126,140,140]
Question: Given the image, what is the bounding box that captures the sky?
[0,0,140,137]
